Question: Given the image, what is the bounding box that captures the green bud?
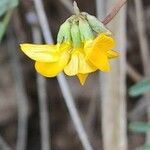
[79,19,94,41]
[57,20,71,43]
[86,14,111,35]
[71,23,81,48]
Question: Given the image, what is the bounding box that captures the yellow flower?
[20,33,118,85]
[20,3,119,85]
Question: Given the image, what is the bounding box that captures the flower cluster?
[20,3,118,85]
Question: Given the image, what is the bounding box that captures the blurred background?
[0,0,150,150]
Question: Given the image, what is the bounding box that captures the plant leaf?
[0,10,12,42]
[129,79,150,97]
[129,122,150,133]
[0,0,18,17]
[135,144,150,150]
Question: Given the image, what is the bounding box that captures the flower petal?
[20,43,71,62]
[20,44,59,62]
[78,51,96,74]
[88,49,110,72]
[85,34,115,72]
[77,73,88,85]
[107,50,119,59]
[64,52,78,76]
[93,33,116,51]
[35,50,70,77]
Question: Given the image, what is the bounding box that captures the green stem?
[73,1,80,15]
[0,9,13,42]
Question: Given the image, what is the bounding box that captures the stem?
[36,74,50,150]
[59,0,73,13]
[28,11,51,150]
[7,29,28,150]
[97,0,127,149]
[102,0,127,25]
[73,1,80,15]
[0,10,13,42]
[0,136,12,150]
[134,0,150,144]
[127,63,142,82]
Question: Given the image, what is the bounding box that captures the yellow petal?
[88,49,110,72]
[64,52,78,76]
[59,43,72,52]
[20,44,59,62]
[85,34,115,57]
[77,73,88,85]
[107,50,119,59]
[85,34,116,72]
[35,50,70,77]
[20,43,71,62]
[93,33,116,51]
[78,51,96,74]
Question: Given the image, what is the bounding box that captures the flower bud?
[79,19,94,42]
[57,20,71,43]
[86,14,111,35]
[71,22,81,48]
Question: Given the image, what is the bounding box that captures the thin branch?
[102,0,127,25]
[7,29,28,150]
[134,0,150,75]
[26,11,51,150]
[97,0,128,149]
[59,0,73,13]
[0,10,13,42]
[134,0,150,144]
[33,0,93,150]
[127,63,142,82]
[85,98,96,132]
[128,97,150,121]
[57,74,93,150]
[0,136,12,150]
[36,74,50,150]
[33,0,53,44]
[96,0,107,20]
[12,10,26,42]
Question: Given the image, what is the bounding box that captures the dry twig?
[102,0,127,25]
[134,0,150,144]
[97,0,127,150]
[128,97,150,120]
[0,136,12,150]
[7,29,28,150]
[127,63,142,82]
[26,11,51,150]
[59,0,73,13]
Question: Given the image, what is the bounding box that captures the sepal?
[57,20,71,43]
[71,23,82,48]
[79,19,94,41]
[86,14,111,35]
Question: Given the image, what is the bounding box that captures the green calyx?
[85,13,111,35]
[57,20,71,43]
[71,22,81,48]
[57,1,112,48]
[79,19,94,41]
